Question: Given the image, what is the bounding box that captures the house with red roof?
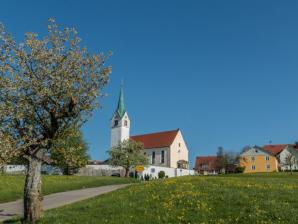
[240,147,279,173]
[263,144,298,171]
[195,156,218,175]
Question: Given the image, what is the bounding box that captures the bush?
[235,166,245,173]
[158,171,165,179]
[144,174,150,181]
[129,172,134,178]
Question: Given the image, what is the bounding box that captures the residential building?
[263,144,298,171]
[239,147,278,173]
[195,156,218,175]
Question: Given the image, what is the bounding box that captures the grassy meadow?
[28,173,298,224]
[0,175,138,203]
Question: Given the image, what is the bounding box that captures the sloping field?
[35,173,298,224]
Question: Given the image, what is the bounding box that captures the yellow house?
[240,147,278,173]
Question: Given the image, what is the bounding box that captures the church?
[110,86,190,169]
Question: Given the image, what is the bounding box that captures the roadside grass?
[32,173,298,224]
[0,175,138,203]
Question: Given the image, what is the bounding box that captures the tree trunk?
[125,168,129,177]
[23,157,43,223]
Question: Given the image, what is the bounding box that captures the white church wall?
[144,147,170,167]
[141,165,195,178]
[170,130,189,168]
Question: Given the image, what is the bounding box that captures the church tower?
[110,85,130,148]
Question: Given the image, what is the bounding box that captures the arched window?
[114,120,118,127]
[124,120,128,126]
[152,151,155,164]
[161,150,165,163]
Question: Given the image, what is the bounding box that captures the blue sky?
[1,0,298,167]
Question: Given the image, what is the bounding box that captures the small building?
[239,147,278,173]
[195,156,218,175]
[263,144,298,171]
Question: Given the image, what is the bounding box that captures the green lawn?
[28,173,298,224]
[0,175,138,203]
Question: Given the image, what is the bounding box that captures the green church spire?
[116,84,126,118]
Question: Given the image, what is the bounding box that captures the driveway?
[0,184,130,222]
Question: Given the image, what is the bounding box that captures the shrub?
[144,174,150,181]
[158,171,165,179]
[235,166,245,173]
[129,172,134,178]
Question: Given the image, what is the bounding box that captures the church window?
[114,120,118,126]
[161,150,165,163]
[179,143,181,147]
[152,151,155,164]
[124,120,128,126]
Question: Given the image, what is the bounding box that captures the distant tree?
[215,147,227,173]
[51,128,90,175]
[283,152,297,175]
[108,140,148,177]
[0,19,111,222]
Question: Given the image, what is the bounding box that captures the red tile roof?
[195,156,217,171]
[130,129,179,149]
[263,144,289,156]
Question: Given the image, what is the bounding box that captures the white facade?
[79,165,195,178]
[141,165,195,178]
[145,147,169,167]
[141,130,189,169]
[170,130,189,168]
[278,146,298,171]
[110,112,130,148]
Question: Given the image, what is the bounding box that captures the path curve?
[0,184,130,222]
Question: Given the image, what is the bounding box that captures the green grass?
[30,173,298,224]
[0,175,138,203]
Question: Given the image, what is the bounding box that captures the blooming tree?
[51,128,90,175]
[108,139,148,177]
[0,19,111,222]
[0,132,18,172]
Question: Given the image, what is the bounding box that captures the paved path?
[0,184,130,222]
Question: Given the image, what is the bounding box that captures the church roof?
[115,86,126,118]
[130,129,179,149]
